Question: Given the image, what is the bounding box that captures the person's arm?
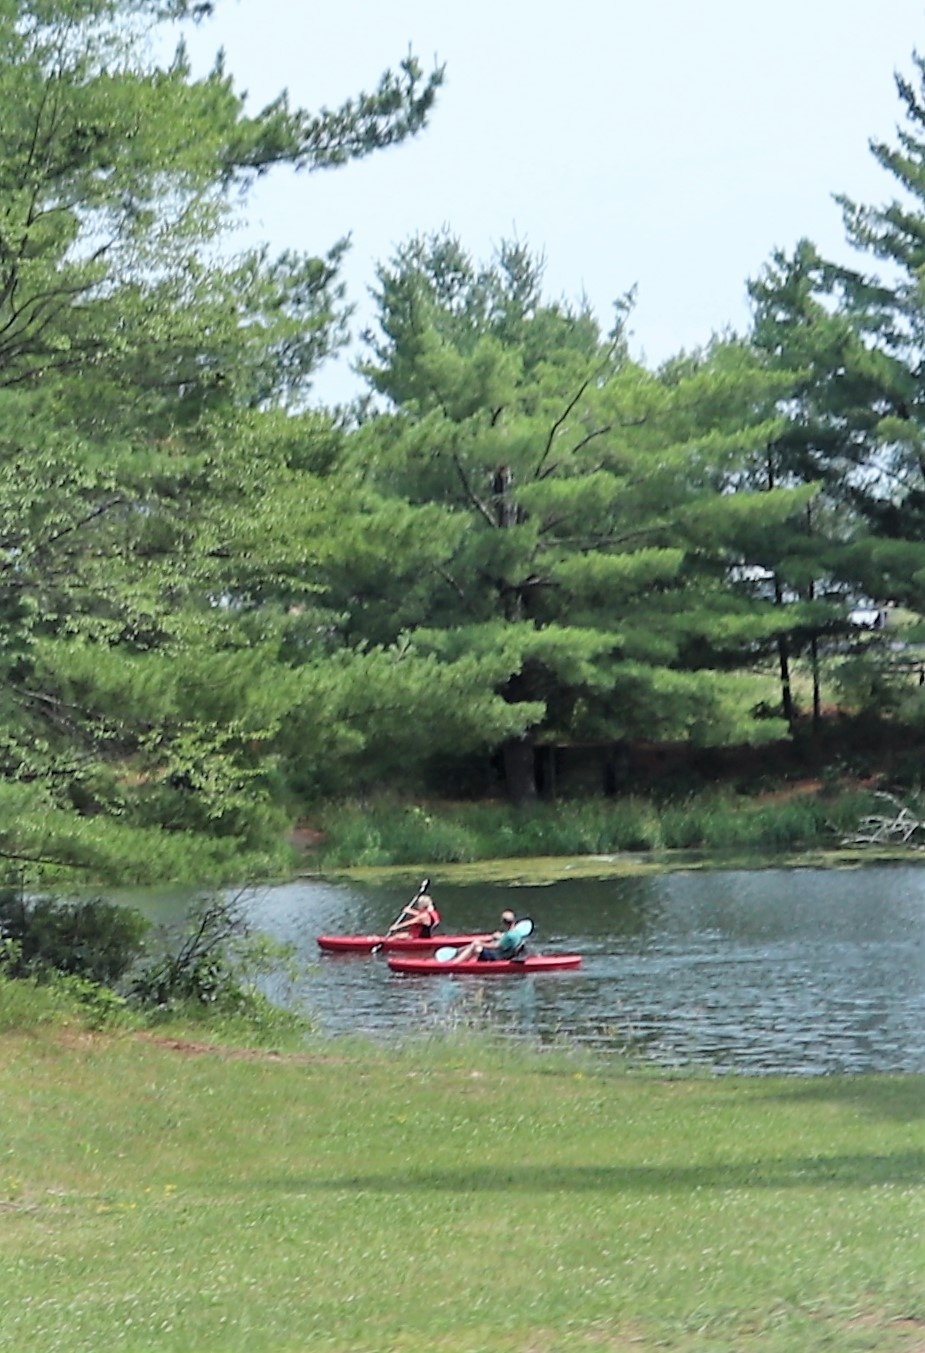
[387,905,418,934]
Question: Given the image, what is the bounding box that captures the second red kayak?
[387,953,582,975]
[317,933,489,955]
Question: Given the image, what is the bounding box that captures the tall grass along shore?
[311,785,883,869]
[1,986,922,1352]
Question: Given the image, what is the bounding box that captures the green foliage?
[0,0,442,881]
[832,651,913,717]
[342,232,810,799]
[744,242,906,726]
[10,0,925,844]
[0,890,150,984]
[0,965,97,1032]
[315,789,853,867]
[40,970,137,1030]
[744,55,925,724]
[0,886,308,1042]
[130,892,304,1038]
[277,642,542,800]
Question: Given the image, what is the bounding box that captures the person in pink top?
[387,889,441,938]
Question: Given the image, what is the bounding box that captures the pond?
[136,864,925,1076]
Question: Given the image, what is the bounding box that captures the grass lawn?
[0,1025,923,1352]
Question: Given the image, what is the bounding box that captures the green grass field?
[1,1015,922,1352]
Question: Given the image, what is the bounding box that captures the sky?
[180,0,925,403]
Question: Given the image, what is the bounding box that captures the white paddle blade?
[511,918,534,942]
[435,946,459,963]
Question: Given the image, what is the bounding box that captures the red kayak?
[317,933,489,955]
[387,953,582,975]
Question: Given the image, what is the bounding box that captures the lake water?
[138,864,925,1076]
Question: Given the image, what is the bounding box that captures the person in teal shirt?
[454,910,525,962]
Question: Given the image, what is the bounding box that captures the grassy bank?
[1,992,922,1351]
[312,786,882,869]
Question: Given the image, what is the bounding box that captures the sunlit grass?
[314,787,881,869]
[0,1011,922,1352]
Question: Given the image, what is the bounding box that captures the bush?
[43,972,136,1030]
[0,892,150,985]
[130,892,308,1035]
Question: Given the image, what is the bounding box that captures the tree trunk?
[808,574,821,729]
[537,743,557,800]
[502,736,538,803]
[777,635,794,730]
[774,572,795,730]
[810,634,821,728]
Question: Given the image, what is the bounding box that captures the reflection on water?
[134,866,925,1076]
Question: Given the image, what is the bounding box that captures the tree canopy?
[0,0,442,882]
[332,235,811,798]
[3,3,925,882]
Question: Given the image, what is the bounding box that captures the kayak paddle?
[371,878,430,954]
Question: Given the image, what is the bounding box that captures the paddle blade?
[511,918,534,942]
[435,945,459,963]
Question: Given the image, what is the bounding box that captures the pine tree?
[0,0,442,882]
[341,234,809,799]
[745,241,890,727]
[744,51,925,725]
